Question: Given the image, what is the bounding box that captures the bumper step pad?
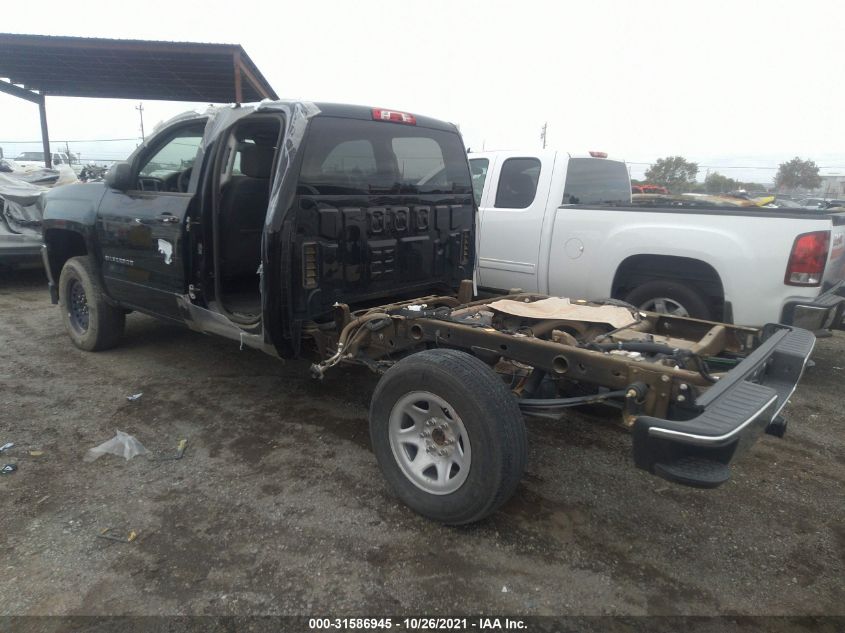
[654,456,730,488]
[632,325,815,488]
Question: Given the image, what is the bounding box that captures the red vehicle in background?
[632,184,669,194]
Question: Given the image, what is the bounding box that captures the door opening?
[212,114,283,324]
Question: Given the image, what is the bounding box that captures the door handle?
[158,213,179,224]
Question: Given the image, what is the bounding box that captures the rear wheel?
[624,279,713,320]
[369,349,527,525]
[58,256,125,351]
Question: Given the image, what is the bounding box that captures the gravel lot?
[1,268,843,617]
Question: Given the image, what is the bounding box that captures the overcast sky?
[2,0,844,181]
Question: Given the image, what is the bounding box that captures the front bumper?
[780,281,845,331]
[631,325,816,488]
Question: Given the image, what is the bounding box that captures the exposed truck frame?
[40,101,815,524]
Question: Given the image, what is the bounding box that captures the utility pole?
[136,102,146,141]
[540,122,547,149]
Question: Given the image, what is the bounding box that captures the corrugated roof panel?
[0,33,278,103]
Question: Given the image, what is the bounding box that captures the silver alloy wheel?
[388,391,472,495]
[639,297,690,316]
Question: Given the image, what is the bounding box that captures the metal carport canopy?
[0,33,279,166]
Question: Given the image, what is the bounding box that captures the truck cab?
[41,102,475,357]
[470,150,630,293]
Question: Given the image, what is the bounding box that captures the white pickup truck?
[470,150,845,330]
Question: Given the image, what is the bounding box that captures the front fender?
[41,182,107,242]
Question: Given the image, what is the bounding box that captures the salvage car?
[0,160,79,270]
[0,172,53,269]
[41,102,816,524]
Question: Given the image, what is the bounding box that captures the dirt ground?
[1,268,843,617]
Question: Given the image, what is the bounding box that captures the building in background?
[817,173,845,198]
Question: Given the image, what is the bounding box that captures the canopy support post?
[38,92,51,168]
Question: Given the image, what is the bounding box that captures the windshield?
[562,157,631,205]
[298,117,472,195]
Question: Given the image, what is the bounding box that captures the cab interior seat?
[217,142,275,315]
[214,115,283,319]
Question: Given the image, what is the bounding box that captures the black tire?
[58,256,125,351]
[624,279,713,320]
[369,349,527,525]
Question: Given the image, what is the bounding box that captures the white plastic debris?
[126,393,143,402]
[84,430,147,462]
[502,585,509,593]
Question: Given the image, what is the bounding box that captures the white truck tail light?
[785,230,829,286]
[372,108,416,125]
[589,151,608,158]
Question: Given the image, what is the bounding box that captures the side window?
[494,157,541,209]
[469,158,489,206]
[139,127,204,178]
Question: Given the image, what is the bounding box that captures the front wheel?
[369,349,527,525]
[58,256,125,351]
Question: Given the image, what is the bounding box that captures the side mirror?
[105,162,133,190]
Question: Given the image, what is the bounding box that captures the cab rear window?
[297,117,471,195]
[562,158,631,205]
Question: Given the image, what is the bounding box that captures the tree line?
[639,156,823,193]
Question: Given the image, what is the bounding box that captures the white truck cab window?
[494,157,541,209]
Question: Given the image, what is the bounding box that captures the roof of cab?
[152,101,462,141]
[301,102,457,133]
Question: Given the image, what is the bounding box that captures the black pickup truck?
[41,101,816,524]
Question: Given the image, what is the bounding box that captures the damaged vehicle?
[41,102,816,524]
[0,169,61,269]
[1,160,78,270]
